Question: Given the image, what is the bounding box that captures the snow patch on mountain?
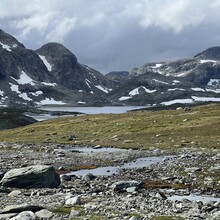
[206,89,220,94]
[37,98,66,105]
[192,96,220,102]
[29,91,43,96]
[153,79,169,85]
[0,42,17,52]
[19,93,32,101]
[161,99,194,106]
[41,82,57,86]
[85,79,91,88]
[95,85,110,93]
[207,79,220,86]
[9,83,32,101]
[77,101,86,104]
[11,71,36,85]
[168,88,185,91]
[39,55,52,71]
[191,88,205,92]
[10,83,19,93]
[173,80,180,84]
[0,90,4,96]
[119,96,132,101]
[129,86,156,96]
[199,59,218,64]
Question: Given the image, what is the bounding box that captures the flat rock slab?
[0,165,60,188]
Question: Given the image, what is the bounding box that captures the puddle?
[69,156,165,176]
[70,147,129,153]
[168,194,220,203]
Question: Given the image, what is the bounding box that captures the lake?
[40,106,147,114]
[31,106,147,121]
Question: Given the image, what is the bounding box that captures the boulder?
[0,165,60,188]
[65,195,81,205]
[35,209,54,219]
[10,211,36,220]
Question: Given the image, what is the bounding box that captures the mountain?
[0,29,116,107]
[0,29,219,108]
[105,71,129,84]
[108,47,220,106]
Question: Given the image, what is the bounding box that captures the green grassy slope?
[0,104,219,150]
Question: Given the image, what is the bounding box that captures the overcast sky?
[1,0,220,73]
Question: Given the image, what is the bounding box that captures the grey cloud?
[1,0,220,73]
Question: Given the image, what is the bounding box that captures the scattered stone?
[185,167,202,173]
[93,145,102,149]
[0,165,60,188]
[65,196,81,205]
[154,192,167,200]
[82,173,96,181]
[60,174,71,181]
[35,209,54,219]
[123,140,133,143]
[8,190,22,197]
[10,211,36,220]
[111,181,140,192]
[69,208,80,217]
[129,217,140,220]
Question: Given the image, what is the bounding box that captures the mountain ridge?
[0,29,219,107]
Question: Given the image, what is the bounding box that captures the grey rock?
[185,167,202,173]
[35,209,54,219]
[82,173,96,181]
[126,187,138,193]
[8,190,22,197]
[154,192,167,200]
[0,165,60,188]
[111,181,140,192]
[1,204,43,214]
[10,211,36,220]
[69,209,80,218]
[65,196,81,205]
[60,174,71,181]
[129,217,140,220]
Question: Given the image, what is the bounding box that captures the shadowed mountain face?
[0,29,219,107]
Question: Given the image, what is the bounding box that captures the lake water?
[31,106,147,121]
[40,106,146,114]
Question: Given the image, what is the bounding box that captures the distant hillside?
[0,29,219,107]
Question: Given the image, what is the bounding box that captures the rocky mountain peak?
[36,43,77,68]
[0,29,24,49]
[194,46,220,60]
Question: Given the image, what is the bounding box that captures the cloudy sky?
[1,0,220,73]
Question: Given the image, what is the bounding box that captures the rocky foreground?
[0,143,219,220]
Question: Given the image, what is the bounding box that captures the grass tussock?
[0,104,219,150]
